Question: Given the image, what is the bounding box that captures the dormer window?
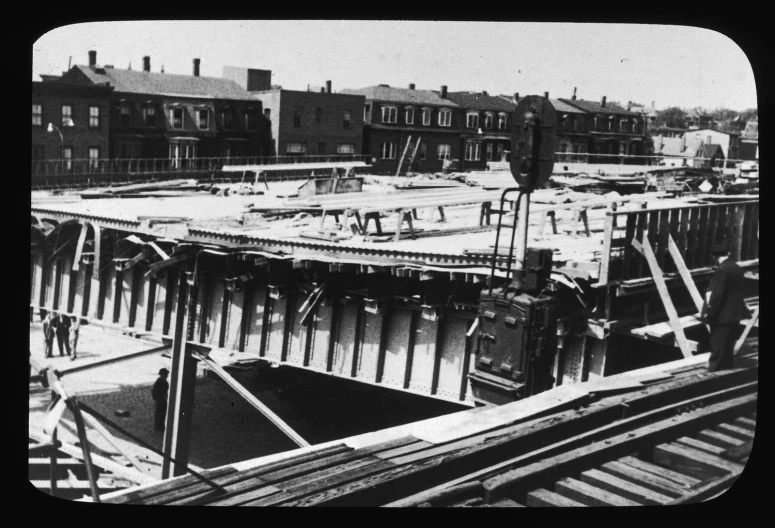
[170,107,183,129]
[466,111,479,129]
[498,113,508,130]
[438,108,451,127]
[197,109,209,130]
[422,108,431,126]
[484,113,494,129]
[382,106,397,124]
[405,107,415,125]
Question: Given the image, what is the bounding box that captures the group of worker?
[41,309,80,360]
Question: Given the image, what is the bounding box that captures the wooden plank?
[675,436,726,455]
[526,488,586,507]
[677,207,689,267]
[622,213,637,281]
[633,209,649,278]
[715,423,754,442]
[486,499,525,507]
[665,208,681,274]
[655,209,671,271]
[733,417,756,431]
[599,213,615,284]
[734,305,759,355]
[653,443,743,480]
[403,309,419,389]
[696,206,711,267]
[554,478,640,506]
[719,440,752,463]
[685,206,699,269]
[631,237,693,358]
[696,429,745,449]
[580,468,673,505]
[667,236,704,313]
[598,461,687,498]
[666,470,742,505]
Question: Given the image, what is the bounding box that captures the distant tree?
[656,107,688,128]
[739,108,758,122]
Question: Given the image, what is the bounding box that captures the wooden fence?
[599,200,759,285]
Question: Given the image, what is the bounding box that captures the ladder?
[396,136,422,177]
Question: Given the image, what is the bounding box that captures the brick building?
[251,81,365,158]
[340,84,462,174]
[558,95,649,163]
[54,51,264,164]
[549,98,590,163]
[446,91,515,170]
[32,80,112,171]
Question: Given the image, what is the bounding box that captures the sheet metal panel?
[101,266,117,321]
[264,296,285,362]
[357,311,383,381]
[225,290,243,351]
[286,297,307,366]
[118,267,133,326]
[243,285,267,354]
[331,303,358,376]
[436,316,469,401]
[408,316,438,394]
[382,308,412,389]
[309,303,333,371]
[204,280,225,346]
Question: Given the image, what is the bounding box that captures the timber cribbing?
[101,350,757,506]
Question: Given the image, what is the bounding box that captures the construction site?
[29,95,758,507]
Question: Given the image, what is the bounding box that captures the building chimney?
[320,87,325,93]
[409,83,415,90]
[143,56,151,72]
[326,80,332,94]
[441,85,448,98]
[193,58,200,77]
[601,96,607,108]
[572,87,577,100]
[482,90,488,96]
[544,91,549,99]
[88,50,97,67]
[514,92,520,103]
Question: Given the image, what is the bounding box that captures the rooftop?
[559,98,636,116]
[446,91,516,112]
[340,85,458,107]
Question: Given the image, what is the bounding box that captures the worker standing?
[69,316,80,361]
[42,311,55,358]
[55,312,72,357]
[700,243,751,371]
[152,368,170,432]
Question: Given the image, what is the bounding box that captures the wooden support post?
[145,276,157,332]
[162,272,197,479]
[395,135,413,177]
[326,299,341,372]
[437,206,446,223]
[351,302,365,377]
[128,266,142,327]
[394,210,404,243]
[259,287,273,357]
[280,292,296,362]
[218,288,231,348]
[53,259,63,310]
[238,286,253,353]
[667,235,704,313]
[599,212,616,284]
[79,408,143,472]
[49,428,58,497]
[734,306,759,356]
[302,303,315,367]
[375,305,392,383]
[113,269,124,324]
[460,333,473,401]
[68,399,101,502]
[198,278,212,344]
[632,236,693,358]
[430,313,445,395]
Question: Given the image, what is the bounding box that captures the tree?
[656,107,687,128]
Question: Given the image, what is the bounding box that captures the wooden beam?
[632,236,693,358]
[79,408,143,472]
[734,305,759,355]
[403,310,419,389]
[68,399,101,502]
[395,135,412,177]
[667,235,704,313]
[193,351,310,447]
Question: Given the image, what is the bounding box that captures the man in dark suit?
[152,368,170,432]
[701,243,751,371]
[55,312,72,357]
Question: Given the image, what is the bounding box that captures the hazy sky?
[32,21,758,111]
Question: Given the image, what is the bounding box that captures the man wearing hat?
[152,368,170,432]
[700,243,751,371]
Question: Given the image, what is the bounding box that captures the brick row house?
[54,53,264,166]
[32,80,112,172]
[446,91,515,170]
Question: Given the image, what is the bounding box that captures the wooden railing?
[599,199,759,285]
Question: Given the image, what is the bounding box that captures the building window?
[337,143,355,154]
[573,116,580,131]
[608,117,614,131]
[316,107,322,123]
[63,147,73,171]
[222,111,234,130]
[422,108,431,126]
[620,119,628,132]
[144,106,157,127]
[419,142,427,160]
[498,113,508,130]
[486,143,493,161]
[380,141,397,159]
[89,106,100,128]
[632,120,640,133]
[293,111,302,128]
[496,144,505,161]
[437,144,451,160]
[364,104,371,122]
[318,142,327,154]
[169,141,196,168]
[32,104,43,126]
[286,142,307,155]
[88,147,100,169]
[343,110,351,129]
[171,107,183,129]
[405,107,415,125]
[484,113,494,129]
[619,143,627,155]
[466,112,479,129]
[464,142,481,161]
[382,106,397,124]
[197,109,209,130]
[61,105,73,127]
[438,109,451,127]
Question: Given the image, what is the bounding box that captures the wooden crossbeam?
[632,236,693,358]
[395,135,413,177]
[734,305,759,355]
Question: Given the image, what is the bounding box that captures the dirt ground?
[29,322,463,476]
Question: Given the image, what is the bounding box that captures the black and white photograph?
[29,20,759,506]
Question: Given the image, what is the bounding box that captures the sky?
[32,21,758,111]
